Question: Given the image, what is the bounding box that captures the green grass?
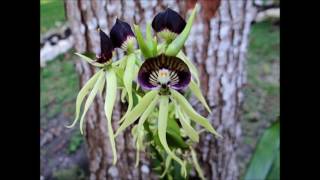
[240,19,279,178]
[40,52,78,126]
[41,0,66,33]
[243,20,280,123]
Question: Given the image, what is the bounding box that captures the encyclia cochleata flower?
[66,29,120,164]
[110,19,142,124]
[115,54,221,177]
[67,3,222,179]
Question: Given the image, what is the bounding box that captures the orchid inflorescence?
[67,4,221,179]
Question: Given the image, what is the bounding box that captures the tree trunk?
[64,0,256,180]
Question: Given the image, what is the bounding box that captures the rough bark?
[64,0,256,179]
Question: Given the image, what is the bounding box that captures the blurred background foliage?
[40,0,279,179]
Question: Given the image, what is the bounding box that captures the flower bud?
[152,8,186,42]
[96,29,114,64]
[110,19,136,52]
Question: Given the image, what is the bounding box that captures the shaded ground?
[40,20,279,179]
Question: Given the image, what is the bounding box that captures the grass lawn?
[41,0,66,33]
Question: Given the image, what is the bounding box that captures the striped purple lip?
[138,54,191,90]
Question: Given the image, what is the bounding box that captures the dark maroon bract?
[138,54,191,90]
[151,8,186,34]
[110,19,135,49]
[97,29,114,64]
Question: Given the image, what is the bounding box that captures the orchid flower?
[66,29,121,164]
[115,54,221,177]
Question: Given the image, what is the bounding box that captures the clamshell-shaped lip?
[110,19,135,49]
[152,8,186,34]
[138,54,191,90]
[97,29,114,64]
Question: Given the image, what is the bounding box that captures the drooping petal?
[97,29,114,63]
[176,104,199,142]
[176,51,200,85]
[170,89,222,138]
[158,95,187,177]
[115,90,159,136]
[119,53,136,123]
[138,54,191,90]
[110,19,135,52]
[189,79,212,113]
[79,71,105,134]
[105,69,118,164]
[135,96,159,167]
[75,53,105,67]
[66,69,104,128]
[191,147,206,180]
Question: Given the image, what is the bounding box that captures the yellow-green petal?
[120,53,136,123]
[158,95,187,177]
[177,51,200,85]
[115,90,159,136]
[134,95,159,167]
[177,105,199,142]
[75,52,105,67]
[79,71,105,134]
[191,147,206,180]
[66,69,103,128]
[105,68,118,164]
[170,89,221,138]
[189,79,211,113]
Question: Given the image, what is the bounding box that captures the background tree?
[64,0,256,179]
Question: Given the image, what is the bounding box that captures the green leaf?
[115,90,159,136]
[75,52,104,67]
[189,79,211,113]
[176,105,199,142]
[191,147,206,180]
[66,69,103,128]
[266,149,280,180]
[166,116,188,149]
[177,51,200,85]
[120,53,136,123]
[79,71,105,134]
[244,121,280,180]
[133,24,152,58]
[104,68,118,164]
[158,95,187,178]
[165,3,200,56]
[170,89,221,138]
